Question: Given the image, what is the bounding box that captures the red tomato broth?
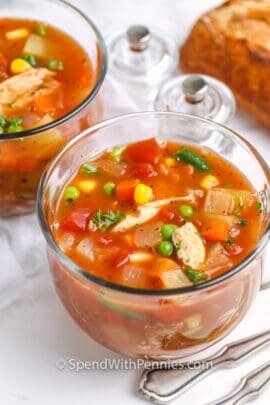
[54,139,263,289]
[0,18,101,214]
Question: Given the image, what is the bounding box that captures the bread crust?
[180,0,270,128]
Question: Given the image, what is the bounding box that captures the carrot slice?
[116,179,138,203]
[32,94,57,115]
[201,219,231,242]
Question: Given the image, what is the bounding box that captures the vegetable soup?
[53,138,263,289]
[0,18,101,214]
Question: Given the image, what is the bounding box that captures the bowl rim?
[0,0,108,140]
[37,111,270,296]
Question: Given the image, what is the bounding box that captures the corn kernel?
[10,58,32,75]
[6,28,30,40]
[77,180,97,194]
[165,157,177,168]
[134,183,153,205]
[200,175,219,190]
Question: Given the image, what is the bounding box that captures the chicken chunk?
[113,195,194,232]
[172,222,206,268]
[0,67,60,113]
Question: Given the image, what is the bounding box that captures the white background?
[1,1,270,404]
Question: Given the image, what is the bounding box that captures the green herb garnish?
[225,237,235,245]
[237,218,248,226]
[35,24,47,36]
[0,115,23,134]
[7,117,23,133]
[92,209,125,231]
[256,201,263,214]
[21,55,37,67]
[6,101,14,108]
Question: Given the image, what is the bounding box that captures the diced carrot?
[116,179,138,203]
[201,219,231,242]
[32,93,57,115]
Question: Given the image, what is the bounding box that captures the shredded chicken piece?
[172,222,206,269]
[0,67,60,113]
[113,195,194,232]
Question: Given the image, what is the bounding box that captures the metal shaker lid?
[154,74,236,124]
[106,25,177,85]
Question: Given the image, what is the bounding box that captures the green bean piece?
[174,148,211,172]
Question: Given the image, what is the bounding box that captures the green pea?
[161,224,177,240]
[64,186,80,201]
[185,268,208,284]
[179,205,193,217]
[45,59,64,71]
[81,162,99,175]
[109,146,125,163]
[157,241,173,257]
[103,182,116,196]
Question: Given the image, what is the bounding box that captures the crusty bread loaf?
[180,0,270,129]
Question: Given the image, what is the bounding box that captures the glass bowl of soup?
[38,112,270,360]
[0,0,107,216]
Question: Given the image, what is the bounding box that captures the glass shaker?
[106,25,177,110]
[154,74,236,124]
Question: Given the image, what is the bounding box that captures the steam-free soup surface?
[53,138,263,289]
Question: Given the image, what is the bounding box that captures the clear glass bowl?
[0,0,107,216]
[38,112,270,360]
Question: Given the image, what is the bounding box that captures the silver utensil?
[207,360,270,405]
[138,329,270,403]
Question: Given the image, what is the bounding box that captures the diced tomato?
[160,206,175,221]
[125,138,162,165]
[61,208,91,232]
[116,179,138,203]
[132,163,157,178]
[111,249,130,268]
[98,234,113,246]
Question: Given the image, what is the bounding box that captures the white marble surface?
[1,1,270,404]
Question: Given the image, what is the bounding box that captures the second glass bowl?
[0,0,107,216]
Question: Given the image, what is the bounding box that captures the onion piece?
[203,243,233,274]
[97,159,127,177]
[76,238,94,260]
[121,265,146,287]
[134,221,163,248]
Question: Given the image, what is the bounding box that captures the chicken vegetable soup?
[0,18,100,214]
[53,138,263,290]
